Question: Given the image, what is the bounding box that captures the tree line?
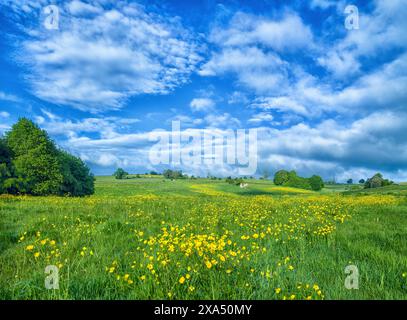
[0,119,94,196]
[273,170,324,191]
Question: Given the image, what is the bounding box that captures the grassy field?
[0,177,406,300]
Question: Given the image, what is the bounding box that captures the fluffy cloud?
[199,13,312,94]
[190,98,215,112]
[257,111,407,180]
[7,1,202,112]
[208,12,314,52]
[0,91,21,103]
[318,0,407,79]
[248,112,274,124]
[0,111,10,118]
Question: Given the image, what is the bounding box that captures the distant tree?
[364,173,394,189]
[359,179,365,184]
[114,168,128,180]
[163,169,185,180]
[226,177,244,186]
[347,179,353,184]
[262,168,271,180]
[273,170,290,185]
[309,175,324,191]
[149,171,158,175]
[285,172,311,190]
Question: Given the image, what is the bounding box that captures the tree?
[114,168,128,180]
[347,179,353,184]
[163,169,185,180]
[273,170,289,185]
[359,179,365,184]
[364,173,394,189]
[262,168,271,180]
[285,173,311,190]
[5,118,63,195]
[59,151,94,196]
[1,118,94,196]
[309,175,324,191]
[0,137,15,193]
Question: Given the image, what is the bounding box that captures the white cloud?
[204,113,241,128]
[248,112,274,124]
[190,98,215,112]
[256,111,407,181]
[310,0,340,10]
[199,47,290,94]
[67,0,102,16]
[318,0,407,78]
[11,1,202,112]
[228,91,249,105]
[0,111,10,118]
[209,12,314,52]
[0,91,20,103]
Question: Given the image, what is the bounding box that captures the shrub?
[114,168,129,180]
[163,169,185,180]
[273,170,290,185]
[309,175,324,191]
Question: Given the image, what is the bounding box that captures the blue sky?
[0,0,406,181]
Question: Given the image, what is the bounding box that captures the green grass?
[0,177,406,300]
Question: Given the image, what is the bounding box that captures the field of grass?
[0,177,406,300]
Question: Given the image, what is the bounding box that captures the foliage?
[273,170,323,191]
[113,168,129,180]
[0,118,94,196]
[0,138,14,194]
[225,176,244,186]
[59,151,95,196]
[364,173,394,189]
[163,169,186,180]
[309,175,325,191]
[5,118,63,195]
[273,170,290,185]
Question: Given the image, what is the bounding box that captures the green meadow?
[1,176,406,300]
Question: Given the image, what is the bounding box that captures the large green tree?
[2,118,94,196]
[309,175,324,191]
[6,118,63,195]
